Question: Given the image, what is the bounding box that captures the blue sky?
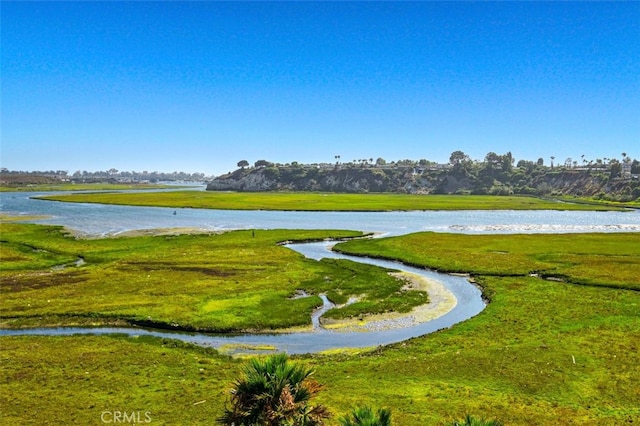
[2,1,638,175]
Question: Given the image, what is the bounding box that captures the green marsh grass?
[334,232,640,291]
[1,227,638,424]
[0,334,237,424]
[554,195,640,210]
[37,191,627,211]
[0,223,425,331]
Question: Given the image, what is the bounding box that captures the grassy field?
[555,195,640,210]
[0,223,426,331]
[1,226,638,424]
[36,190,629,211]
[334,232,640,291]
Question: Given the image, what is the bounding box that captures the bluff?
[207,164,639,201]
[207,166,415,193]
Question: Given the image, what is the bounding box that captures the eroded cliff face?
[531,171,607,195]
[206,168,278,191]
[207,167,415,193]
[207,166,638,198]
[529,170,638,198]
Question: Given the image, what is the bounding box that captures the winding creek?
[2,190,639,354]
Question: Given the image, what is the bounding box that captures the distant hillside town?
[208,151,639,201]
[0,168,211,186]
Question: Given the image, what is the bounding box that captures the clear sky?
[2,1,638,176]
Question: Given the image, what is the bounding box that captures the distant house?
[621,162,632,180]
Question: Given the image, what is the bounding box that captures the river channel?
[1,190,639,354]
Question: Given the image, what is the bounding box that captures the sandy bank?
[64,226,221,239]
[320,271,458,332]
[0,213,51,222]
[112,227,220,237]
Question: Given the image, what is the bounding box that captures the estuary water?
[1,190,639,354]
[2,190,639,237]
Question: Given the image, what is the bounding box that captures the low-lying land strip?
[0,213,51,222]
[1,225,638,424]
[37,190,628,211]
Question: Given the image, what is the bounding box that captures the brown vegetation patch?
[117,261,237,277]
[1,270,89,292]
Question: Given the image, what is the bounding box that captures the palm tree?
[448,414,503,426]
[219,353,329,425]
[339,406,391,426]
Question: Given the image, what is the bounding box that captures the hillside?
[207,158,640,201]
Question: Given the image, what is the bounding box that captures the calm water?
[1,190,638,354]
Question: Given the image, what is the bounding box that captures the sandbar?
[320,271,458,332]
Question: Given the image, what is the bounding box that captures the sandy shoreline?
[112,227,221,237]
[64,226,221,239]
[320,271,458,332]
[0,213,51,222]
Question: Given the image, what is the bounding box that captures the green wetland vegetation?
[555,195,640,210]
[0,223,423,331]
[1,223,639,424]
[37,190,628,211]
